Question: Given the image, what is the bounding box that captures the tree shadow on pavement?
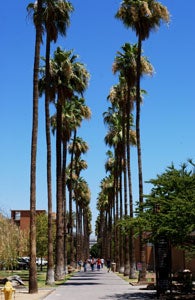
[103,291,156,299]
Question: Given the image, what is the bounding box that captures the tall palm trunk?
[119,154,124,273]
[109,199,113,259]
[136,36,146,281]
[111,184,115,262]
[114,152,120,272]
[104,212,110,258]
[55,94,64,280]
[45,33,54,285]
[123,97,130,276]
[62,141,68,272]
[72,131,80,264]
[77,205,82,260]
[69,131,76,265]
[29,0,42,294]
[100,210,106,259]
[126,85,136,279]
[75,196,79,263]
[83,208,89,259]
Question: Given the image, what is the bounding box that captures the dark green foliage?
[124,161,195,251]
[36,213,48,259]
[90,243,101,258]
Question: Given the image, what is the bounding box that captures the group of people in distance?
[77,257,111,272]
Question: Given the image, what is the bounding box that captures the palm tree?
[50,95,91,269]
[27,0,43,293]
[113,42,152,277]
[113,43,137,277]
[42,0,73,285]
[104,106,124,271]
[96,176,114,260]
[96,192,108,259]
[28,0,74,284]
[104,151,118,265]
[73,176,91,261]
[48,47,73,279]
[83,205,92,259]
[61,96,90,268]
[49,47,89,275]
[115,0,170,280]
[104,84,126,273]
[65,74,89,268]
[68,137,89,263]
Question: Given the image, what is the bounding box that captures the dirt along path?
[1,286,54,300]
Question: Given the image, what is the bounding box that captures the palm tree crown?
[115,0,170,40]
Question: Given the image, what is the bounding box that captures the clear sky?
[0,1,194,235]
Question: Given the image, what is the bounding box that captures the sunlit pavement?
[43,267,156,300]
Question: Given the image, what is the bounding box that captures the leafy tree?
[0,214,29,270]
[36,213,48,265]
[133,162,195,251]
[90,243,101,259]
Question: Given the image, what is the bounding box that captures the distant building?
[11,210,47,231]
[89,236,97,249]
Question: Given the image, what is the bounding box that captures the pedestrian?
[106,258,111,272]
[96,258,101,271]
[101,258,104,268]
[90,257,95,271]
[83,259,87,272]
[78,259,82,271]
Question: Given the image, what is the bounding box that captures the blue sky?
[0,1,194,234]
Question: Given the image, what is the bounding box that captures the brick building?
[137,239,195,277]
[11,210,47,231]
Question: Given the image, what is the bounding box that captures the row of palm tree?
[28,0,92,293]
[28,0,170,293]
[96,0,170,280]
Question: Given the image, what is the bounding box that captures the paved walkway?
[43,267,156,300]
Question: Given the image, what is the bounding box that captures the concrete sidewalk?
[43,267,156,300]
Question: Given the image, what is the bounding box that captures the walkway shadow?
[64,282,102,286]
[102,291,156,299]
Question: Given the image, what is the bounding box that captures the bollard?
[1,281,15,300]
[111,262,116,272]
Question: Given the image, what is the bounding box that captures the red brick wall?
[134,237,195,277]
[11,210,46,231]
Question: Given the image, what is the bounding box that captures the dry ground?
[1,287,54,300]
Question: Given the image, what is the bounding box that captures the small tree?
[90,243,101,259]
[120,161,195,295]
[0,213,29,270]
[139,162,195,248]
[36,212,56,270]
[36,213,49,270]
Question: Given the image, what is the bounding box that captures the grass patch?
[116,271,156,284]
[116,272,138,284]
[0,269,73,289]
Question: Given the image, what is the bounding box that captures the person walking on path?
[96,258,101,271]
[106,258,111,272]
[90,257,96,271]
[100,258,104,268]
[83,259,87,272]
[78,259,82,271]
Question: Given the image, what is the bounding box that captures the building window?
[15,211,21,220]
